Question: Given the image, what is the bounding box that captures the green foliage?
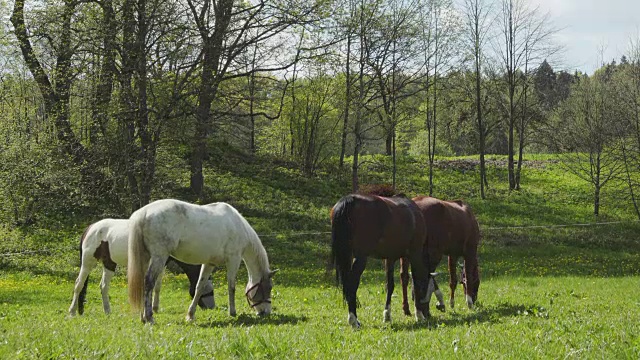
[0,139,83,228]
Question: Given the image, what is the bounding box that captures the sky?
[533,0,640,74]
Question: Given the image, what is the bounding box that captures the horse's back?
[131,199,252,265]
[444,200,479,246]
[85,218,129,265]
[413,196,479,256]
[349,195,424,259]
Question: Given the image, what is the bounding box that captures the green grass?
[1,272,639,358]
[1,153,639,358]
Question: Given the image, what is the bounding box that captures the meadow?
[1,154,639,359]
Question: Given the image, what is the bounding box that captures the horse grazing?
[410,196,481,310]
[68,219,215,316]
[127,199,276,324]
[330,193,432,328]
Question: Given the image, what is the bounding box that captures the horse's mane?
[358,184,398,197]
[229,205,271,274]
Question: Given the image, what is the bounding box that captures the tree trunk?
[91,0,116,143]
[508,90,516,190]
[621,143,640,220]
[120,0,141,211]
[136,0,155,207]
[385,132,393,155]
[11,0,85,165]
[340,29,352,169]
[593,153,601,217]
[189,0,233,198]
[190,45,217,198]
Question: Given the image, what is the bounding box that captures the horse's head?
[245,270,278,316]
[411,272,431,319]
[461,264,480,307]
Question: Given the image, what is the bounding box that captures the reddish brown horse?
[330,193,432,328]
[404,196,481,311]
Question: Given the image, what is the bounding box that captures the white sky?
[533,0,640,74]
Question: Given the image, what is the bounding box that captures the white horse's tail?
[127,212,149,312]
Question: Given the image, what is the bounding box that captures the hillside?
[3,152,638,282]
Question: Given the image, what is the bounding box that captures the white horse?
[68,218,214,316]
[127,199,276,324]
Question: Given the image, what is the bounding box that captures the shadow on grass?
[196,313,308,328]
[387,302,548,331]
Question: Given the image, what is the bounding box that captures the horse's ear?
[269,269,279,278]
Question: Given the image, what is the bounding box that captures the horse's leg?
[171,258,215,309]
[186,264,214,322]
[143,255,167,324]
[152,268,164,313]
[99,266,115,315]
[69,258,97,316]
[399,257,411,316]
[347,255,367,329]
[383,259,395,322]
[448,256,458,309]
[462,256,479,309]
[225,256,242,317]
[431,277,446,312]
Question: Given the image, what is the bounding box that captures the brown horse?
[330,193,432,328]
[404,196,481,311]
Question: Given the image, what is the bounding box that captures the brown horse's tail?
[127,212,149,313]
[330,195,356,302]
[77,225,92,315]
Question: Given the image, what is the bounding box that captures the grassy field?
[1,154,639,358]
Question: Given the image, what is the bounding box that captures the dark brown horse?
[406,196,481,311]
[330,193,432,328]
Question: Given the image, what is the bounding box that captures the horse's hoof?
[450,300,455,309]
[415,310,425,322]
[383,309,391,322]
[466,295,474,309]
[348,312,361,329]
[436,303,446,312]
[229,311,237,317]
[186,313,195,322]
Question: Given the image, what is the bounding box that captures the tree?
[460,0,492,199]
[10,0,89,178]
[494,0,557,190]
[550,72,624,217]
[186,0,322,198]
[367,0,426,188]
[616,39,640,219]
[417,0,460,195]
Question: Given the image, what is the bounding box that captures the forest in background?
[0,0,639,228]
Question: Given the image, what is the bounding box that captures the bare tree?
[460,0,492,199]
[419,0,460,195]
[551,72,625,217]
[367,0,425,188]
[617,38,640,219]
[494,0,557,190]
